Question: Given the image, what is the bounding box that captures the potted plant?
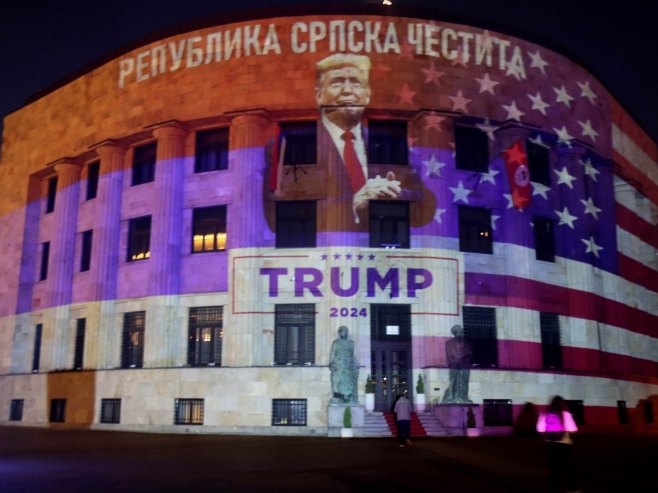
[341,406,354,438]
[415,374,426,412]
[364,374,375,412]
[466,407,479,437]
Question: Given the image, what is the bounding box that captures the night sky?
[1,0,657,146]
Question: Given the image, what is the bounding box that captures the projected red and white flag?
[502,139,531,209]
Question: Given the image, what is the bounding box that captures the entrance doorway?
[370,304,412,412]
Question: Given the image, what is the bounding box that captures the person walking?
[393,393,413,447]
[536,395,582,493]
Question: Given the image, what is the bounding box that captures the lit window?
[121,311,145,369]
[192,206,227,253]
[127,216,151,262]
[458,206,492,254]
[272,399,307,426]
[188,306,223,366]
[174,399,204,425]
[274,304,315,365]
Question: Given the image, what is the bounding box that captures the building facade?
[1,8,657,435]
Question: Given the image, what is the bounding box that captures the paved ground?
[1,426,657,492]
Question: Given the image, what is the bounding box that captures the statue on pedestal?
[442,324,473,404]
[329,326,359,404]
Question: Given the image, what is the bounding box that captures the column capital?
[146,120,189,140]
[92,139,127,159]
[229,111,270,129]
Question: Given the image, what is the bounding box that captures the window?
[195,128,229,173]
[617,401,629,425]
[121,311,145,368]
[279,122,317,165]
[80,230,93,272]
[10,399,24,421]
[272,399,307,426]
[533,217,555,262]
[565,400,585,425]
[275,201,316,248]
[483,399,513,426]
[274,304,315,365]
[368,120,408,165]
[455,126,489,172]
[73,318,86,370]
[49,399,67,423]
[100,399,121,424]
[32,324,43,372]
[527,139,550,186]
[192,206,227,253]
[46,176,58,213]
[644,400,654,424]
[188,306,223,366]
[540,312,562,370]
[458,206,492,254]
[174,399,204,425]
[131,142,156,186]
[39,241,50,281]
[369,201,410,248]
[86,161,100,200]
[463,306,498,367]
[127,216,151,262]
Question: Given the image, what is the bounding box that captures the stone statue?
[329,326,359,404]
[442,324,473,404]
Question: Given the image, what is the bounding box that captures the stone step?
[363,412,392,437]
[415,411,449,437]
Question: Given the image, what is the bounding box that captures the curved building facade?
[1,8,656,435]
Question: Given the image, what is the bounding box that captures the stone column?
[146,123,188,367]
[45,159,81,370]
[90,141,126,369]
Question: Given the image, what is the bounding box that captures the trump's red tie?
[342,130,366,193]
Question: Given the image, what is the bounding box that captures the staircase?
[383,412,428,437]
[363,412,392,437]
[416,411,449,436]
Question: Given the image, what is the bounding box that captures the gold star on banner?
[582,236,603,257]
[554,166,577,189]
[528,50,549,74]
[502,100,525,121]
[555,206,578,229]
[421,61,445,85]
[581,197,602,219]
[577,80,598,104]
[475,73,499,94]
[397,83,416,105]
[528,92,550,116]
[578,120,599,142]
[449,90,471,112]
[554,85,574,108]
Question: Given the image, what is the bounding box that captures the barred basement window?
[272,399,307,426]
[483,399,513,426]
[565,400,585,425]
[174,399,204,425]
[100,399,121,424]
[131,142,156,186]
[617,400,629,425]
[274,304,315,365]
[9,399,24,421]
[121,311,145,369]
[369,200,410,249]
[463,306,498,367]
[195,128,229,173]
[540,312,562,370]
[368,120,408,165]
[279,122,317,165]
[49,399,67,423]
[188,306,223,366]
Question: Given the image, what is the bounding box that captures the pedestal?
[434,404,480,435]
